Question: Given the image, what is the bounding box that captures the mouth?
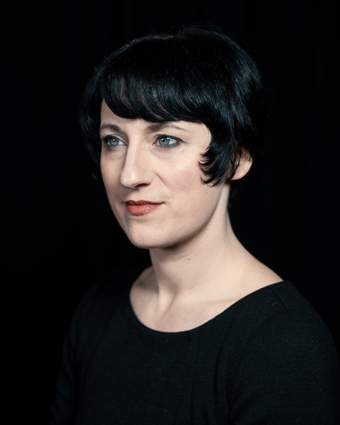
[125,200,163,216]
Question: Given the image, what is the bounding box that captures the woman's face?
[99,101,230,250]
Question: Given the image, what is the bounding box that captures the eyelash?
[102,136,123,149]
[101,134,181,150]
[155,134,181,149]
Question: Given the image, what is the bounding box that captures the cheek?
[101,156,121,189]
[166,161,217,213]
[167,159,202,191]
[100,159,123,214]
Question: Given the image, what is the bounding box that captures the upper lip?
[125,200,163,205]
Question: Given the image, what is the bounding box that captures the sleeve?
[48,268,132,424]
[228,309,340,425]
[48,276,113,425]
[48,315,79,425]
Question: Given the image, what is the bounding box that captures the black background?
[1,0,339,422]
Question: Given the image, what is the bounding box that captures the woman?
[50,26,340,424]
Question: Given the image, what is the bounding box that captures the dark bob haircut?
[79,25,266,185]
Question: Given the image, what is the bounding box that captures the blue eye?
[103,136,123,149]
[157,136,179,148]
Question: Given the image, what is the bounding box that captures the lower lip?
[125,203,162,216]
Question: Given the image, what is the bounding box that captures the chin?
[125,226,182,250]
[127,233,171,250]
[125,221,207,251]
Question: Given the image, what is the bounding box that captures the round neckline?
[125,269,289,336]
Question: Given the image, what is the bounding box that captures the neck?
[148,212,247,303]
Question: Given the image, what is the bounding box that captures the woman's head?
[80,25,266,186]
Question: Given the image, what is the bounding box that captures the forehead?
[100,101,211,141]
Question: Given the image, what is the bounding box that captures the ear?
[230,151,252,181]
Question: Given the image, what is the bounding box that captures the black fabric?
[49,268,340,425]
[2,3,339,422]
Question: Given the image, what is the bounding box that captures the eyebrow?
[99,122,191,134]
[99,123,122,133]
[145,123,191,133]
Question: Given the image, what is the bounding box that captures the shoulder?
[63,266,146,371]
[254,282,337,353]
[226,282,340,423]
[227,280,328,331]
[226,281,339,370]
[66,265,145,349]
[49,266,146,423]
[74,266,144,322]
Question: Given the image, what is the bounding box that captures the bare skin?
[100,102,281,333]
[130,217,281,333]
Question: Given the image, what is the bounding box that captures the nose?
[119,144,153,189]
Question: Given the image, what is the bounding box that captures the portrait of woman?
[48,25,340,424]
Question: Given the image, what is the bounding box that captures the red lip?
[125,200,163,216]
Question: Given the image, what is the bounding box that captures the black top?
[49,267,340,424]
